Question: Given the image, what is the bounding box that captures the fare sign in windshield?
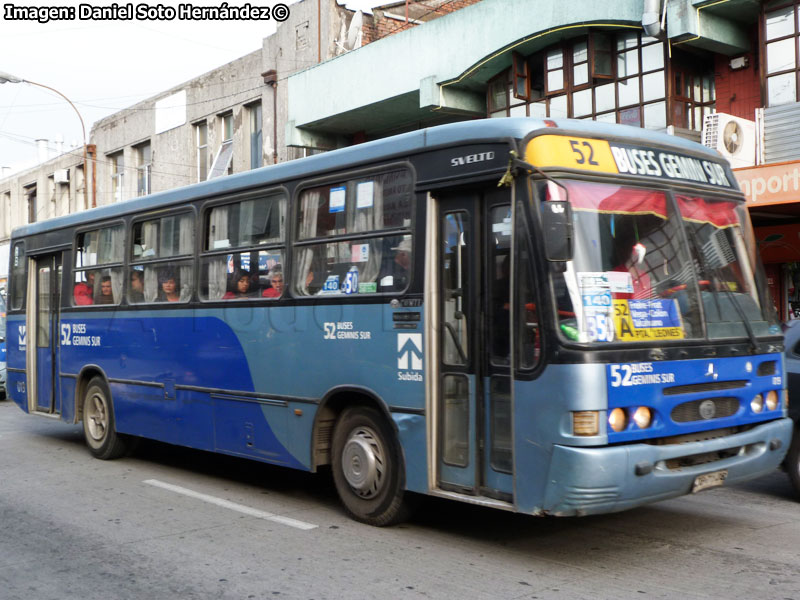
[525,135,735,190]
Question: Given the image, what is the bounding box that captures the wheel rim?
[341,426,385,498]
[86,389,108,443]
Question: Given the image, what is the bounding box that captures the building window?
[764,0,800,106]
[1,190,10,237]
[487,32,669,130]
[25,184,37,224]
[109,151,124,203]
[136,142,151,196]
[47,174,56,219]
[249,102,263,170]
[196,121,209,182]
[672,63,716,131]
[208,112,234,180]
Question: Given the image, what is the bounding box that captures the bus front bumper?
[541,417,793,516]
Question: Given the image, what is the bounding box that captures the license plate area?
[692,469,728,493]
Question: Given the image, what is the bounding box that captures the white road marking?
[143,479,318,530]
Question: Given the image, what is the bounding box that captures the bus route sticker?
[577,272,614,342]
[613,298,684,341]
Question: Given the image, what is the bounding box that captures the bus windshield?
[543,179,780,344]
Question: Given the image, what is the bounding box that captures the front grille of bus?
[663,380,747,396]
[645,425,753,446]
[671,397,740,423]
[663,446,745,469]
[757,361,777,376]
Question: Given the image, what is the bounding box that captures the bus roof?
[13,117,724,238]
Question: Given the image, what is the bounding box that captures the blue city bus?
[6,119,793,525]
[0,290,6,399]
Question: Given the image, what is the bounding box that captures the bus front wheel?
[82,377,129,460]
[332,406,410,526]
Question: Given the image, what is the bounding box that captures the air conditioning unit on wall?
[701,112,756,168]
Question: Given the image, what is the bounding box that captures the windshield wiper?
[686,227,759,353]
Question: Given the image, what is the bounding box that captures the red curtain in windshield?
[556,181,668,219]
[675,195,740,229]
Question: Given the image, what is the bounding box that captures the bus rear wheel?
[332,406,410,526]
[82,376,129,460]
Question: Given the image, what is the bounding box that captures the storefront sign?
[735,161,800,205]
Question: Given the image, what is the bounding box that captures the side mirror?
[542,201,573,261]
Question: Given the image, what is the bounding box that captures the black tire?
[332,406,412,526]
[82,376,129,460]
[786,427,800,498]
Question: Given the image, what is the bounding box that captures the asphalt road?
[1,399,798,600]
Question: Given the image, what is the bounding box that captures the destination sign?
[525,135,736,189]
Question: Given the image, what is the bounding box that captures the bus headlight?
[632,406,652,429]
[608,408,627,432]
[765,390,779,411]
[751,394,764,413]
[573,411,599,436]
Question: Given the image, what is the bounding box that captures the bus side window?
[131,213,195,303]
[10,242,26,311]
[294,170,413,297]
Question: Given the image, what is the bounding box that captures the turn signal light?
[573,411,599,436]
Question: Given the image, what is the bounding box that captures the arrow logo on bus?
[398,333,423,371]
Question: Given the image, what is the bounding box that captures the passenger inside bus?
[129,270,145,303]
[95,276,115,305]
[390,237,411,291]
[491,255,510,360]
[262,265,284,298]
[73,271,95,305]
[223,269,257,299]
[157,270,181,302]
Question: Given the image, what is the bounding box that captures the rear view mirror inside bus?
[542,200,573,261]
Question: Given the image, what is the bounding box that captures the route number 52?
[569,139,599,166]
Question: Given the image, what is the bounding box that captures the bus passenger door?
[433,189,513,498]
[28,254,62,414]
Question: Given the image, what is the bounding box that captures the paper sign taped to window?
[330,186,346,213]
[356,181,374,209]
[351,243,369,263]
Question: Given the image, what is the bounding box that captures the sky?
[0,0,381,174]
